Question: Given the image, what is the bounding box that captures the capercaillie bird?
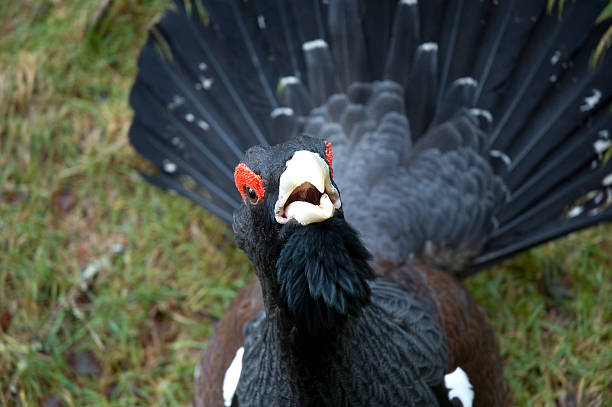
[129,1,612,405]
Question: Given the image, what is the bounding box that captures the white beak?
[274,150,341,225]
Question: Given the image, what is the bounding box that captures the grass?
[0,1,610,406]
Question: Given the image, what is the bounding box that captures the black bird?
[129,0,612,405]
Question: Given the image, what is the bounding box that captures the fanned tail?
[130,0,612,274]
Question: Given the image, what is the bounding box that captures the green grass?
[0,1,610,406]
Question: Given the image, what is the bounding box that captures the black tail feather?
[328,0,369,90]
[438,0,486,99]
[303,40,337,106]
[142,172,234,223]
[130,80,236,182]
[473,0,548,110]
[359,0,396,80]
[384,0,419,86]
[417,0,443,44]
[129,120,239,211]
[278,77,314,116]
[506,109,612,223]
[494,160,612,240]
[489,2,606,151]
[405,42,439,139]
[130,0,612,273]
[503,53,612,190]
[431,78,477,127]
[474,206,612,272]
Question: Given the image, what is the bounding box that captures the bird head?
[232,135,374,334]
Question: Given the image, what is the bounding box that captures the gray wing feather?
[303,81,505,271]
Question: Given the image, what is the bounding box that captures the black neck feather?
[275,216,375,335]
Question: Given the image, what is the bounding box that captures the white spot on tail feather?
[445,367,474,407]
[271,107,294,118]
[257,15,266,29]
[198,62,207,71]
[469,108,493,123]
[198,120,210,131]
[185,113,195,122]
[594,139,611,155]
[419,42,438,52]
[551,50,561,65]
[280,76,300,86]
[454,77,477,87]
[586,190,599,200]
[491,216,500,230]
[200,76,214,89]
[568,205,584,218]
[588,207,601,216]
[603,173,612,187]
[302,39,328,51]
[490,149,512,167]
[163,160,177,173]
[223,347,244,407]
[172,95,185,106]
[400,0,417,5]
[580,89,602,112]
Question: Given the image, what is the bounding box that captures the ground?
[0,1,610,406]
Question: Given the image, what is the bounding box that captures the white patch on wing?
[223,347,244,407]
[445,367,474,407]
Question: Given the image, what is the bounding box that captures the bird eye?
[245,186,259,203]
[324,140,334,178]
[234,163,265,203]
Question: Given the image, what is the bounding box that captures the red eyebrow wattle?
[324,141,333,178]
[234,163,265,200]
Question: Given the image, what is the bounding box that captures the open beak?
[274,150,341,225]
